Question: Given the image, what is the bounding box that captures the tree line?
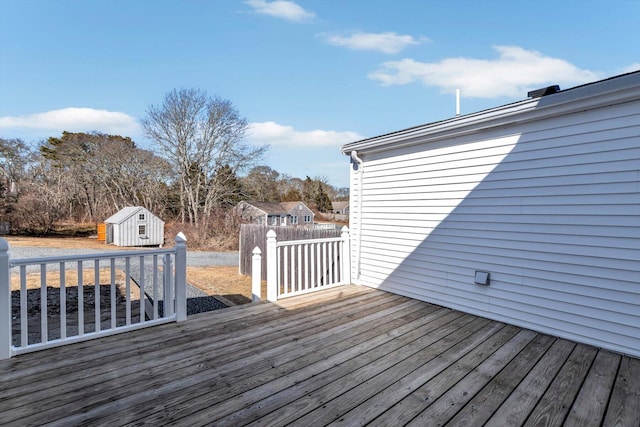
[0,88,348,247]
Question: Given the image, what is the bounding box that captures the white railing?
[313,223,337,230]
[252,226,350,301]
[0,233,187,359]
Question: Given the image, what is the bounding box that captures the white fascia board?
[342,72,640,156]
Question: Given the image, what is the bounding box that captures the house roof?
[280,201,311,212]
[332,201,349,210]
[342,70,640,156]
[240,201,312,215]
[104,206,162,224]
[241,201,289,215]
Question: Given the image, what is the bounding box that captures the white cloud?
[620,63,640,74]
[0,107,140,136]
[369,45,601,98]
[248,121,363,147]
[245,0,315,22]
[324,31,429,54]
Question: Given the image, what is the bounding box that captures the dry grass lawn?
[186,266,265,306]
[5,236,126,250]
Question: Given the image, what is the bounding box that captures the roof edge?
[342,70,640,156]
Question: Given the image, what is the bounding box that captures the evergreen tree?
[302,176,315,205]
[314,182,333,213]
[212,164,244,208]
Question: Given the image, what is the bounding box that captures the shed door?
[106,224,114,244]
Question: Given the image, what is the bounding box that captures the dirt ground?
[3,236,256,306]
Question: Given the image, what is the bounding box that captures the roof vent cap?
[528,85,560,98]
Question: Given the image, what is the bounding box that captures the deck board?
[603,355,640,427]
[325,320,506,426]
[564,350,621,427]
[486,338,575,426]
[523,344,598,427]
[0,284,638,427]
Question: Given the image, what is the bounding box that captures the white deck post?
[0,238,11,359]
[266,230,277,302]
[341,226,351,285]
[251,247,262,302]
[238,229,242,275]
[163,254,173,317]
[174,232,187,322]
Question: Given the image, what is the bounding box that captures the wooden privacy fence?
[239,224,342,280]
[0,234,187,359]
[250,227,351,301]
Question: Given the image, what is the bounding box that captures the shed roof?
[105,206,161,224]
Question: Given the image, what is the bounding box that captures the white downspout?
[350,150,364,282]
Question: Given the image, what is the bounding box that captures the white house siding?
[345,73,640,357]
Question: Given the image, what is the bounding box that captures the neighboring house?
[331,201,349,215]
[104,206,165,247]
[342,71,640,358]
[235,201,314,226]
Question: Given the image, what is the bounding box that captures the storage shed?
[104,206,165,247]
[342,71,640,358]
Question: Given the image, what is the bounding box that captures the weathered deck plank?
[97,297,434,426]
[324,320,507,426]
[485,338,576,426]
[440,332,556,426]
[236,314,486,427]
[564,349,621,427]
[368,323,522,426]
[603,354,640,427]
[0,284,638,427]
[198,311,469,426]
[3,288,402,425]
[523,344,598,427]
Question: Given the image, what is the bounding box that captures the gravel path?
[8,246,239,314]
[7,247,238,268]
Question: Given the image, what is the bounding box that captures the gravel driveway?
[8,246,239,314]
[7,246,238,268]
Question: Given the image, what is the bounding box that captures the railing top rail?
[275,236,343,247]
[9,247,177,267]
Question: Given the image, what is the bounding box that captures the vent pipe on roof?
[456,88,460,116]
[528,85,560,98]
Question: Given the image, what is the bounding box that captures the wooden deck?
[1,285,638,426]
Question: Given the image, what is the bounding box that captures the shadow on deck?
[0,285,638,426]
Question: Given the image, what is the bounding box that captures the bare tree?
[11,158,72,234]
[142,89,267,231]
[0,138,31,215]
[39,132,172,222]
[93,140,173,217]
[242,165,281,202]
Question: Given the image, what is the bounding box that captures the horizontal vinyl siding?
[354,99,640,357]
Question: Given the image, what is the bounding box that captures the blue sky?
[1,0,638,188]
